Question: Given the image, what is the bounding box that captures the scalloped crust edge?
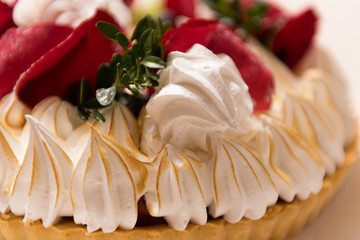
[0,138,357,240]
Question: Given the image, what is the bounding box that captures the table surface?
[271,1,360,239]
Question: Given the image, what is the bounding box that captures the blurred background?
[272,1,360,239]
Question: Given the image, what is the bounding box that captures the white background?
[272,1,360,239]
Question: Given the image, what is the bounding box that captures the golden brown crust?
[0,139,357,240]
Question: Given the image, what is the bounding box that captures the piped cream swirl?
[13,0,132,29]
[147,44,254,153]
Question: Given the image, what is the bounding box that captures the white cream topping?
[146,44,328,229]
[261,116,325,201]
[0,40,353,232]
[247,38,352,175]
[13,0,132,29]
[10,116,74,227]
[0,124,19,213]
[147,44,254,153]
[71,126,138,233]
[145,144,211,230]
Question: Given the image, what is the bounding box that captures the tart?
[0,0,357,239]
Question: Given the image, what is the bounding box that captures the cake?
[0,0,357,239]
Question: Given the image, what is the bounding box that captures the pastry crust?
[0,136,357,240]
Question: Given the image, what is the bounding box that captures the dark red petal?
[0,24,72,99]
[16,10,120,108]
[124,0,133,7]
[272,9,317,68]
[166,0,195,18]
[0,2,16,36]
[163,20,218,58]
[162,19,274,112]
[207,24,274,111]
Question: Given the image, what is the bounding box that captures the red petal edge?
[272,9,317,68]
[0,1,16,36]
[162,19,274,112]
[166,0,195,18]
[15,10,120,108]
[0,24,72,99]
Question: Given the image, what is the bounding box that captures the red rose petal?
[0,24,72,99]
[166,0,195,18]
[0,1,16,36]
[240,1,317,68]
[162,19,274,112]
[163,19,218,57]
[207,24,274,111]
[16,10,120,108]
[272,9,317,68]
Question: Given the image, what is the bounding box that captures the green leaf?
[79,78,91,106]
[76,107,89,121]
[141,56,166,69]
[84,98,103,109]
[131,43,140,63]
[89,109,105,123]
[96,64,114,89]
[138,28,153,54]
[246,1,268,18]
[129,86,140,96]
[158,18,172,35]
[204,0,241,24]
[116,32,130,50]
[116,91,131,105]
[76,16,168,122]
[96,21,120,42]
[131,15,156,41]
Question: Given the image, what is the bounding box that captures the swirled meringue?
[145,144,211,230]
[0,124,19,213]
[0,92,29,136]
[261,116,325,201]
[145,44,325,229]
[71,126,138,233]
[146,44,254,153]
[247,38,353,175]
[13,0,132,29]
[10,116,74,227]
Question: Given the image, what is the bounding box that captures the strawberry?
[207,23,274,111]
[15,10,120,108]
[0,1,16,37]
[162,19,274,112]
[166,0,195,18]
[272,9,317,68]
[239,0,317,68]
[0,24,72,100]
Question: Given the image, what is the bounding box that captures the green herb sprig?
[204,0,268,35]
[76,15,171,122]
[204,0,241,25]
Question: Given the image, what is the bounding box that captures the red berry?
[272,9,317,68]
[15,10,120,108]
[166,0,195,18]
[0,24,72,100]
[207,23,274,111]
[0,1,16,36]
